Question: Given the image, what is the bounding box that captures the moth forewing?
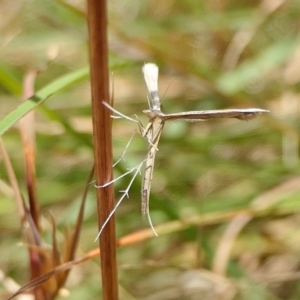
[143,63,159,94]
[141,117,165,216]
[159,108,269,121]
[143,63,161,111]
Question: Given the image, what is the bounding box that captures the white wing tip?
[143,63,158,74]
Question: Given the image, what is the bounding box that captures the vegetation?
[1,0,300,299]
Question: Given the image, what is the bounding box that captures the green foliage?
[1,0,300,299]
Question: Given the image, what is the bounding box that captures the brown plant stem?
[87,0,118,299]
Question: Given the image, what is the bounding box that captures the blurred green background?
[1,0,300,299]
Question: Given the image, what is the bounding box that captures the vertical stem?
[87,1,118,299]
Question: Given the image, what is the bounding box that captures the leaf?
[217,38,297,94]
[0,67,89,136]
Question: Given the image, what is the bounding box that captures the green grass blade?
[217,38,297,94]
[0,67,89,136]
[0,63,23,95]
